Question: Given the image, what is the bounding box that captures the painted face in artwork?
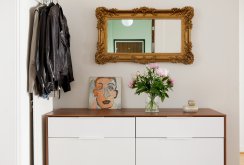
[93,78,118,109]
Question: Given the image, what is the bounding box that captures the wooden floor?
[241,153,244,165]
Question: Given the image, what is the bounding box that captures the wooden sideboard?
[45,108,226,165]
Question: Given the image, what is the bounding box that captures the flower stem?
[149,94,156,110]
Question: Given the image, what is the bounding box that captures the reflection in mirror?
[114,39,145,53]
[107,20,152,53]
[107,19,181,54]
[155,20,181,53]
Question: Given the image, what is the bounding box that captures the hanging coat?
[45,4,74,93]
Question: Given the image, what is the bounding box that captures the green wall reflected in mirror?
[107,20,152,53]
[107,19,181,54]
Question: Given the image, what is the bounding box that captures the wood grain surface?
[45,108,226,117]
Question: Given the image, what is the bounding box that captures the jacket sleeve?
[45,7,59,91]
[28,10,39,93]
[60,8,74,83]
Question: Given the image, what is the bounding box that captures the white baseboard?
[240,146,244,152]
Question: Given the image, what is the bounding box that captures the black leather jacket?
[36,4,74,96]
[35,4,54,96]
[57,7,74,92]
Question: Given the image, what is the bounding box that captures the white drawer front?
[136,138,224,165]
[49,138,135,165]
[48,117,135,138]
[136,117,224,137]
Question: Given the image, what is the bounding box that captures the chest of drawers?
[45,108,226,165]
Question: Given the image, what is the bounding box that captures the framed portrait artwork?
[88,77,121,109]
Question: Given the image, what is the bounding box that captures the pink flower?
[169,79,175,85]
[132,71,140,80]
[156,68,169,77]
[147,63,159,69]
[136,71,141,76]
[128,80,135,88]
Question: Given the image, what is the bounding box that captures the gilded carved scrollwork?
[169,42,193,64]
[95,42,118,64]
[183,42,194,64]
[95,6,194,65]
[131,55,156,64]
[96,7,118,30]
[131,7,157,16]
[171,6,194,30]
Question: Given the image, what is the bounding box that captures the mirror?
[107,19,181,53]
[96,6,194,64]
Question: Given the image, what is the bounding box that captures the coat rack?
[35,0,58,5]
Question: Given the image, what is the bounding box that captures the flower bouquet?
[128,63,174,112]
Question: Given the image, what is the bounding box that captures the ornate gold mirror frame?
[95,6,194,64]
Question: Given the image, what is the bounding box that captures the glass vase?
[145,94,159,113]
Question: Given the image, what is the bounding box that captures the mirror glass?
[107,19,181,54]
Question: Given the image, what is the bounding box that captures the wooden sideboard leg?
[224,116,226,165]
[45,116,49,165]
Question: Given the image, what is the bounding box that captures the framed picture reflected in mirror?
[114,39,145,53]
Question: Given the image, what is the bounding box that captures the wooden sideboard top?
[45,108,226,117]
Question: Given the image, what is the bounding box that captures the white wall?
[54,0,239,164]
[33,96,53,165]
[240,0,244,152]
[0,1,18,165]
[0,1,39,165]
